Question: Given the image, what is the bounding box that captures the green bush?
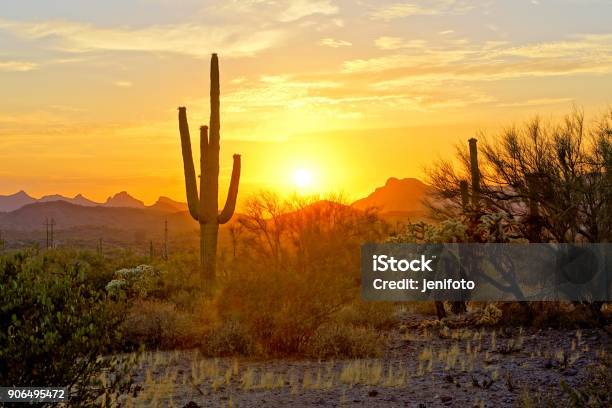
[0,250,135,405]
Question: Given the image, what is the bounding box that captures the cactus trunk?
[468,138,480,208]
[178,53,241,289]
[459,180,469,210]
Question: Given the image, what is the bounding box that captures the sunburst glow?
[292,168,313,190]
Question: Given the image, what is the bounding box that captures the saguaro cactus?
[178,53,241,288]
[468,138,480,208]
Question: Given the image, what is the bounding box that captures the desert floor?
[123,312,610,407]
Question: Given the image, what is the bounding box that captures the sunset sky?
[0,0,611,205]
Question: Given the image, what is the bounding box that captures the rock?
[440,396,453,403]
[368,390,379,397]
[564,368,578,376]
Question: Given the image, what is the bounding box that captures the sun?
[292,168,313,189]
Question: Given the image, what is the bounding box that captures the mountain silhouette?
[0,190,36,212]
[149,196,188,212]
[104,191,145,208]
[351,177,429,215]
[0,200,193,232]
[39,193,99,207]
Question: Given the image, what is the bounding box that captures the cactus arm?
[218,154,241,224]
[178,106,199,220]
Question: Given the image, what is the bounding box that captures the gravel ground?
[124,314,610,407]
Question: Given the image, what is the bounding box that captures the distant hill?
[351,177,429,216]
[0,191,37,212]
[104,191,145,208]
[149,196,188,212]
[39,193,99,207]
[0,190,188,212]
[0,200,193,232]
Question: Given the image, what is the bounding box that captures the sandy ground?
[123,314,610,407]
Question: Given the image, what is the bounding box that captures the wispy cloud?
[319,38,352,48]
[0,60,38,72]
[496,98,575,108]
[370,1,473,21]
[276,0,338,22]
[0,19,285,58]
[344,34,612,84]
[374,36,427,50]
[114,80,133,88]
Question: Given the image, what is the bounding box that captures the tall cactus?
[468,138,480,208]
[178,53,241,288]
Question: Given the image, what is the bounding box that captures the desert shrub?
[121,299,203,350]
[153,252,201,308]
[303,323,384,359]
[0,250,134,405]
[530,302,603,328]
[560,354,611,408]
[400,301,439,316]
[200,320,254,357]
[213,192,388,356]
[477,303,503,326]
[106,264,162,298]
[335,302,398,330]
[214,266,350,356]
[496,302,533,326]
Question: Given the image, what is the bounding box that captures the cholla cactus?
[389,219,468,244]
[106,265,160,298]
[476,213,526,243]
[477,303,503,326]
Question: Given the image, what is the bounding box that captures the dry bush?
[477,303,503,326]
[303,323,384,359]
[122,300,204,349]
[213,192,388,356]
[530,302,603,328]
[403,301,439,316]
[200,320,254,357]
[214,267,349,355]
[335,302,399,330]
[498,302,604,328]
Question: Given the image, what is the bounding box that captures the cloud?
[343,34,612,83]
[370,1,473,21]
[319,38,352,48]
[218,0,338,23]
[0,19,285,58]
[114,80,133,88]
[276,0,338,22]
[374,36,427,50]
[496,98,575,108]
[0,60,38,72]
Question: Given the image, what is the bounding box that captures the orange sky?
[0,1,611,205]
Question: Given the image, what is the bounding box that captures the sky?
[0,0,611,205]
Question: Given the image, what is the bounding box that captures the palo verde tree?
[178,53,241,289]
[427,108,611,244]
